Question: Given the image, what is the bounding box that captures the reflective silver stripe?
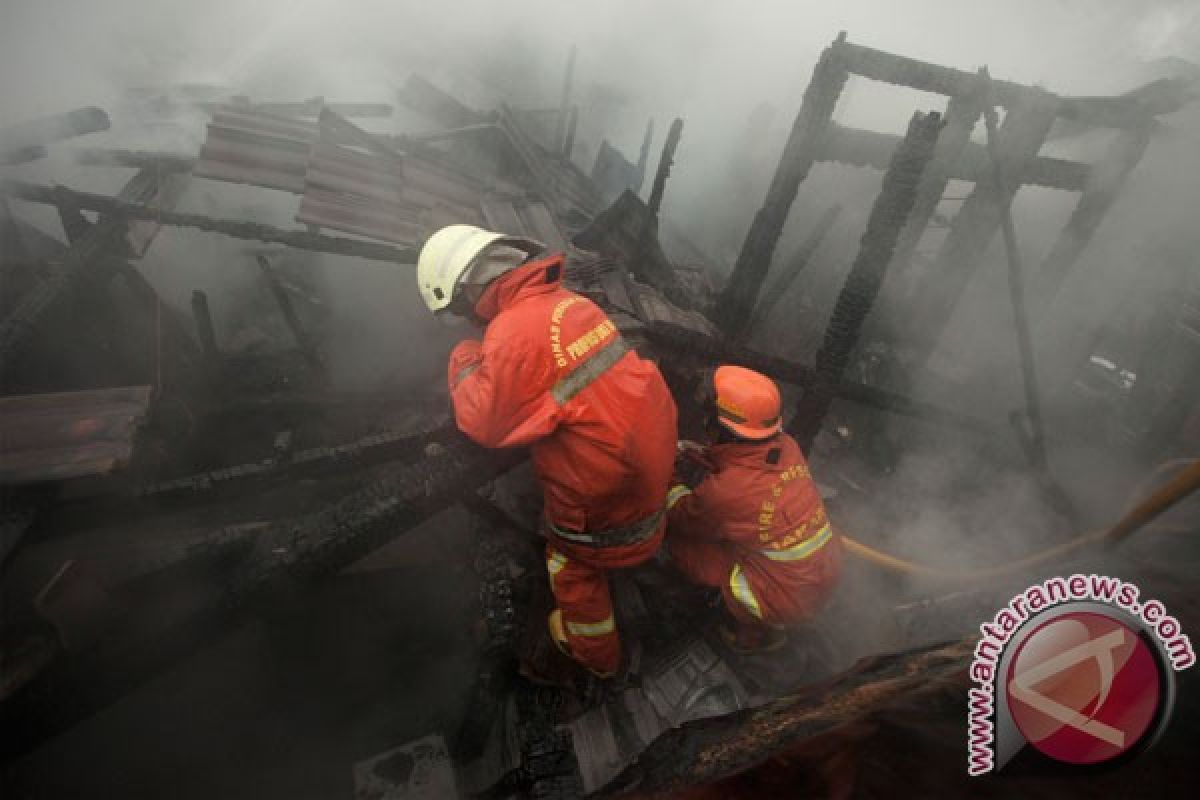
[550,335,630,405]
[565,615,615,637]
[729,563,763,620]
[452,362,479,387]
[760,523,833,562]
[547,508,663,547]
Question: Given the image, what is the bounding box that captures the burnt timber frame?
[718,32,1168,353]
[789,111,943,452]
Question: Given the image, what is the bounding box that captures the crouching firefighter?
[665,366,841,652]
[416,225,678,677]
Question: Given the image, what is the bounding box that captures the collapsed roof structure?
[1,31,1197,799]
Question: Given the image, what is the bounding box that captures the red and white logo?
[1005,611,1162,765]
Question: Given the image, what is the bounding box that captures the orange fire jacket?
[447,254,678,567]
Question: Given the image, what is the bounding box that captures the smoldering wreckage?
[1,31,1199,799]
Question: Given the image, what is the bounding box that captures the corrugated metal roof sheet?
[192,106,586,252]
[0,386,152,485]
[194,109,314,193]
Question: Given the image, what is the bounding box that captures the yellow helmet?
[416,224,541,312]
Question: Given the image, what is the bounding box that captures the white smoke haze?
[2,0,1197,644]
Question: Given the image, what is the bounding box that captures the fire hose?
[839,459,1200,581]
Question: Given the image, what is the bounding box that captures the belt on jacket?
[759,523,833,562]
[550,334,630,405]
[547,508,664,548]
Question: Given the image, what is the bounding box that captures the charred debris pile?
[1,32,1197,798]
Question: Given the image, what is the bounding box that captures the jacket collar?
[473,253,565,321]
[708,435,793,472]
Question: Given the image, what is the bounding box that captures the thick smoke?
[2,0,1197,674]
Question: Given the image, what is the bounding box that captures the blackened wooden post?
[789,111,943,452]
[717,34,850,338]
[747,203,842,337]
[562,104,579,160]
[634,117,655,192]
[554,45,577,154]
[257,255,322,372]
[888,91,983,281]
[647,118,683,217]
[190,290,219,364]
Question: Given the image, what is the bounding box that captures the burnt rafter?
[643,319,1003,440]
[0,432,524,758]
[717,37,848,338]
[790,111,944,452]
[718,31,1176,343]
[0,180,419,263]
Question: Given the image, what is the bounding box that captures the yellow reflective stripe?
[729,563,763,620]
[760,523,833,562]
[546,550,567,576]
[666,484,692,510]
[565,615,615,637]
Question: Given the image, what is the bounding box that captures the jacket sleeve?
[667,475,729,542]
[448,322,560,448]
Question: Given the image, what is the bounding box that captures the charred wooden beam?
[0,107,110,163]
[595,638,974,797]
[554,45,577,154]
[0,146,46,166]
[790,111,943,452]
[1036,124,1153,301]
[562,105,579,160]
[0,432,523,758]
[643,320,1003,439]
[198,99,393,118]
[256,255,322,372]
[0,170,160,367]
[820,122,1088,191]
[635,118,655,191]
[748,204,842,338]
[190,290,219,362]
[1,180,418,263]
[718,35,849,337]
[138,422,455,503]
[884,91,983,307]
[647,118,683,217]
[73,148,196,173]
[980,72,1047,468]
[903,92,1059,369]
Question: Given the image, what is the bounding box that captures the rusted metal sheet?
[195,107,500,243]
[0,386,152,485]
[480,197,566,251]
[296,188,429,246]
[194,108,314,193]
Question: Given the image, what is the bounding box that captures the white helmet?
[416,224,542,313]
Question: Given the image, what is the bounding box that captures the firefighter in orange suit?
[416,225,678,677]
[666,366,841,651]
